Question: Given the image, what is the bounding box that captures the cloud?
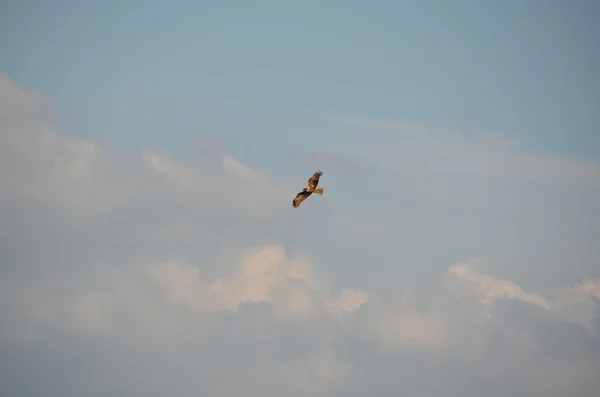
[327,114,600,184]
[1,72,600,397]
[313,113,600,295]
[448,260,600,335]
[143,151,196,190]
[0,76,113,212]
[448,261,551,309]
[147,244,369,320]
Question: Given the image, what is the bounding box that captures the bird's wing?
[307,170,323,190]
[292,190,312,208]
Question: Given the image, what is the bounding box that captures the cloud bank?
[1,72,599,397]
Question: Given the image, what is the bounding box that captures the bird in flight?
[292,170,324,208]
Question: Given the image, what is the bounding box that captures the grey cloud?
[2,73,600,397]
[310,116,600,292]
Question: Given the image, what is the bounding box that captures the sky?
[1,1,599,396]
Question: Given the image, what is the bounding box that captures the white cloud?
[327,114,600,184]
[552,279,600,334]
[143,151,195,189]
[449,260,600,335]
[369,302,447,350]
[148,244,369,321]
[448,261,551,309]
[313,113,600,296]
[2,73,600,397]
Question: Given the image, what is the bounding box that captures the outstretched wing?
[307,170,323,191]
[292,190,312,208]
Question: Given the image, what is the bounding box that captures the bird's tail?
[313,187,324,195]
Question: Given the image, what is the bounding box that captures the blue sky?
[2,0,599,159]
[1,1,600,396]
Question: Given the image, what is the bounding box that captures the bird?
[292,170,324,208]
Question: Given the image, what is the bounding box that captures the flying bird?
[292,170,324,208]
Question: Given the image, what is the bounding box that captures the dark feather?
[292,190,312,208]
[292,170,323,208]
[307,170,323,191]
